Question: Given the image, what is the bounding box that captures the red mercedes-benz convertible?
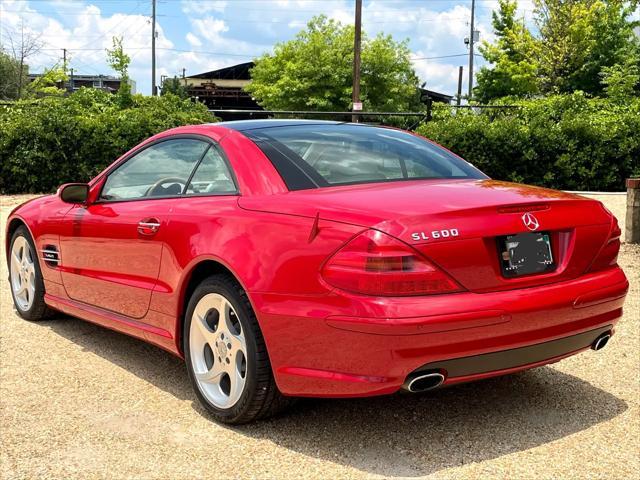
[6,120,628,423]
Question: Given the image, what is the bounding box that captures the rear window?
[244,124,487,190]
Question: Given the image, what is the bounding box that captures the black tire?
[184,274,294,424]
[8,226,54,321]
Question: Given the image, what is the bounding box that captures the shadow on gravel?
[238,371,627,477]
[45,314,627,478]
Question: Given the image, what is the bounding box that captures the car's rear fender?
[146,203,365,355]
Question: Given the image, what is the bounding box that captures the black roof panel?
[189,61,254,80]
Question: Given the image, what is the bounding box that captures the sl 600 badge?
[411,229,459,241]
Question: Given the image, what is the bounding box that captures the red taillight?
[588,215,622,273]
[321,229,464,296]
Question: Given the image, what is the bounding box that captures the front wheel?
[184,274,292,424]
[9,226,53,321]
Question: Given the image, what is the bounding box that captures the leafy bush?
[0,89,214,193]
[417,93,640,191]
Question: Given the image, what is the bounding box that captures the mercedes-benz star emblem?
[522,212,540,231]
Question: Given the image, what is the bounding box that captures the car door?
[59,137,210,319]
[154,143,241,295]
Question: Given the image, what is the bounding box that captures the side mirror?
[59,183,89,204]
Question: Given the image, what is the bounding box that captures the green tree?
[475,0,540,102]
[477,0,640,101]
[27,64,68,97]
[246,16,420,111]
[576,0,640,94]
[161,76,189,99]
[0,50,27,100]
[535,0,639,94]
[600,58,640,102]
[0,28,42,100]
[535,0,595,93]
[106,36,132,107]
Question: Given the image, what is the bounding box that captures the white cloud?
[192,17,229,37]
[186,32,202,47]
[412,57,463,94]
[0,0,180,92]
[328,8,353,25]
[274,0,497,95]
[0,0,512,96]
[181,1,228,15]
[189,15,270,57]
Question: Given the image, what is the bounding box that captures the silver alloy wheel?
[10,235,36,312]
[189,293,248,409]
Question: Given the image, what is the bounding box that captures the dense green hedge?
[417,93,640,191]
[0,89,214,194]
[2,90,638,193]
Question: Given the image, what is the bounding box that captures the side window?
[101,139,208,201]
[185,147,236,195]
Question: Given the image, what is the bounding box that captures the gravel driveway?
[1,193,638,479]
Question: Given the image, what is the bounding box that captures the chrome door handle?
[138,218,161,236]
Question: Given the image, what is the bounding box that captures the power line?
[75,1,148,49]
[411,53,482,61]
[37,33,149,39]
[158,48,258,58]
[35,47,483,61]
[8,0,495,90]
[2,9,469,24]
[0,9,148,16]
[37,47,257,62]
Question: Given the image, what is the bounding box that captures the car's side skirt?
[44,293,181,356]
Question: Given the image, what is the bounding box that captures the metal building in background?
[185,61,453,121]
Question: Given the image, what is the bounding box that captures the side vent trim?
[41,245,60,267]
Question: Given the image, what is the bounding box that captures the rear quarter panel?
[149,196,363,353]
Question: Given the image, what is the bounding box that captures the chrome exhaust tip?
[403,372,446,393]
[592,332,611,351]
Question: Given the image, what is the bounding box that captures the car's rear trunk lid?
[239,179,614,292]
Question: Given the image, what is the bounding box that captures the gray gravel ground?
[1,193,638,479]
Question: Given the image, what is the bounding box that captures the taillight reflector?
[587,215,622,273]
[321,229,464,296]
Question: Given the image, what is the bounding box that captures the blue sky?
[1,0,539,96]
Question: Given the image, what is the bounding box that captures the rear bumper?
[252,266,628,397]
[413,325,612,384]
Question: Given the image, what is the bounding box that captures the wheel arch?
[5,216,31,266]
[175,257,258,356]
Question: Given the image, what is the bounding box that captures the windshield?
[244,124,487,190]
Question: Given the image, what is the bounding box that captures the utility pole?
[457,66,463,106]
[70,68,74,93]
[151,0,157,96]
[468,0,475,100]
[182,67,186,87]
[62,48,68,91]
[352,0,362,123]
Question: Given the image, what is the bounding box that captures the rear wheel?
[184,274,292,424]
[9,226,53,321]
